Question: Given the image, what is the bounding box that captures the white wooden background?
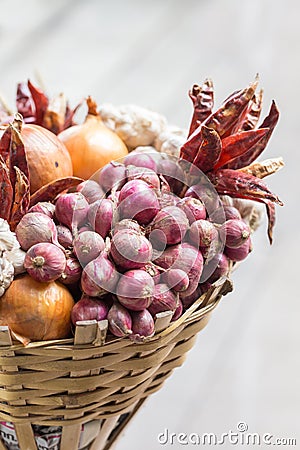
[0,0,298,449]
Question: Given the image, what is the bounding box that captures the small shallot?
[73,231,105,266]
[161,268,189,292]
[112,219,142,235]
[126,165,160,189]
[88,199,114,239]
[56,225,73,249]
[98,161,126,192]
[108,301,132,337]
[111,229,152,270]
[117,269,154,311]
[189,220,219,251]
[55,193,89,230]
[172,298,183,321]
[71,295,109,325]
[60,255,82,285]
[124,152,157,171]
[131,309,155,340]
[76,180,104,204]
[225,238,252,261]
[148,283,177,316]
[28,202,55,218]
[147,206,189,245]
[81,252,119,297]
[178,197,206,224]
[24,243,66,282]
[16,212,61,251]
[221,219,250,248]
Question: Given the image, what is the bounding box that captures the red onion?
[60,255,82,285]
[108,301,132,337]
[112,219,142,235]
[73,231,105,266]
[189,220,219,251]
[205,253,230,284]
[16,212,61,251]
[56,225,73,249]
[221,219,250,248]
[185,183,220,215]
[180,285,202,309]
[55,193,89,231]
[81,252,119,297]
[76,180,104,204]
[147,206,189,245]
[161,268,189,292]
[98,161,126,192]
[28,202,55,218]
[126,165,160,189]
[71,295,109,325]
[154,243,203,297]
[24,243,66,282]
[110,229,152,270]
[124,152,157,171]
[148,283,177,316]
[225,238,252,261]
[178,197,206,224]
[172,299,183,321]
[131,309,155,340]
[88,199,114,239]
[157,158,185,195]
[118,179,159,225]
[116,269,154,311]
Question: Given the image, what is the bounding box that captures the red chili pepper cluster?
[180,77,283,243]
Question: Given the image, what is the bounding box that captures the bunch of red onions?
[15,148,252,340]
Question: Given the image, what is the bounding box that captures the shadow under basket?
[0,277,232,450]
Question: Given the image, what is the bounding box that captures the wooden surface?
[0,0,298,449]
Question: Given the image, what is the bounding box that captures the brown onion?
[131,309,155,340]
[118,179,159,225]
[76,180,105,204]
[73,231,105,266]
[81,252,119,297]
[16,212,61,251]
[55,192,89,231]
[71,295,109,325]
[148,283,177,316]
[88,199,114,239]
[108,301,132,337]
[116,269,154,311]
[24,243,66,282]
[221,219,250,248]
[60,255,82,285]
[56,225,73,249]
[110,229,152,271]
[28,202,55,218]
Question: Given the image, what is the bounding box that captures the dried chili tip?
[190,125,221,174]
[27,79,49,124]
[240,157,284,179]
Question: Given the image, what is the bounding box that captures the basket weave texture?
[0,277,232,450]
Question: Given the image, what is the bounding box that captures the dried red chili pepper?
[214,128,269,170]
[188,79,214,136]
[225,101,279,170]
[27,80,49,125]
[209,169,283,205]
[190,126,221,174]
[29,176,84,207]
[16,82,36,123]
[9,166,30,230]
[0,156,13,221]
[239,90,263,132]
[0,126,12,166]
[265,201,275,245]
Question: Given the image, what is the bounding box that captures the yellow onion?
[58,97,128,179]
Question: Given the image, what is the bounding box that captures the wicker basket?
[0,277,232,450]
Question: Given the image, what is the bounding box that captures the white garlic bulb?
[0,251,14,297]
[6,247,26,275]
[0,219,20,252]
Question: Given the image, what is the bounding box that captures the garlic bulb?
[0,219,20,252]
[0,251,14,297]
[6,247,26,275]
[99,103,167,149]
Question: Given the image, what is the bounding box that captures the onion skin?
[55,193,89,230]
[221,219,250,248]
[118,179,159,225]
[81,253,119,297]
[225,238,252,261]
[189,220,219,250]
[76,180,104,204]
[131,309,155,340]
[21,124,73,194]
[116,269,154,311]
[88,199,114,239]
[148,283,177,316]
[24,243,66,282]
[178,197,206,224]
[16,212,60,251]
[58,102,128,180]
[148,206,189,245]
[108,301,132,337]
[73,231,105,266]
[110,230,152,271]
[71,295,109,325]
[28,202,55,218]
[0,274,74,341]
[60,255,82,285]
[98,161,126,192]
